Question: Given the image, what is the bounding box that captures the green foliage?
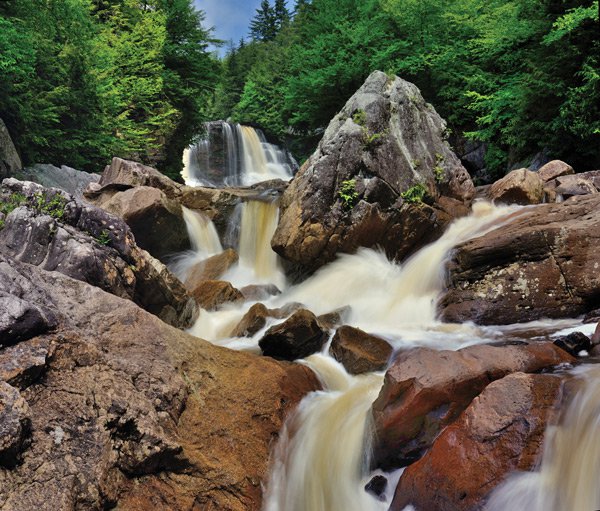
[0,193,27,228]
[33,192,67,220]
[338,178,359,209]
[352,109,367,127]
[434,165,444,183]
[0,0,218,177]
[95,229,111,246]
[401,184,427,204]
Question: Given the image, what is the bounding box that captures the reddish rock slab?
[185,249,239,290]
[390,372,565,511]
[371,341,573,469]
[329,325,392,374]
[191,280,244,311]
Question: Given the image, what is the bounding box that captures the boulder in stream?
[486,168,544,205]
[329,325,392,374]
[259,309,329,360]
[371,341,573,469]
[391,372,565,511]
[440,193,600,325]
[272,70,474,275]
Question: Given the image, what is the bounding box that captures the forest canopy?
[0,0,598,179]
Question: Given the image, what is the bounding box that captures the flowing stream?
[177,135,598,510]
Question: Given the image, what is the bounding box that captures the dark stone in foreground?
[329,325,392,374]
[259,309,328,360]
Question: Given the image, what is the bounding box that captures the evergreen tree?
[274,0,291,30]
[249,0,277,41]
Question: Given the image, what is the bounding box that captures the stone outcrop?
[0,118,22,180]
[487,168,544,205]
[0,254,320,511]
[391,372,565,511]
[14,164,99,198]
[272,71,474,274]
[87,185,190,261]
[259,309,329,360]
[370,341,573,469]
[0,179,196,328]
[329,325,392,374]
[440,194,600,324]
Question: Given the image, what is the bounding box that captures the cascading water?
[182,121,296,187]
[169,206,223,282]
[487,365,600,511]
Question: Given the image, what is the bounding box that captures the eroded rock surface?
[329,325,392,374]
[0,178,196,328]
[272,71,474,274]
[440,194,600,324]
[0,254,320,511]
[487,168,544,205]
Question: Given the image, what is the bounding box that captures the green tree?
[249,0,277,41]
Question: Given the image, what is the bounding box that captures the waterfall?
[169,206,223,281]
[487,365,600,511]
[260,202,525,511]
[182,121,295,187]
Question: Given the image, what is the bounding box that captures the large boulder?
[370,341,573,469]
[391,372,565,511]
[14,164,99,198]
[184,248,239,289]
[0,254,320,510]
[191,280,244,311]
[272,71,474,274]
[0,118,22,180]
[487,168,545,205]
[0,179,196,328]
[86,186,190,261]
[440,193,600,324]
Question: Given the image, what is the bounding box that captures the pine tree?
[274,0,291,31]
[249,0,277,41]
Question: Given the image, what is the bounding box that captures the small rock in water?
[365,475,388,501]
[553,332,592,356]
[239,284,281,301]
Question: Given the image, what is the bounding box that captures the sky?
[194,0,292,55]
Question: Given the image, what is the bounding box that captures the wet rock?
[365,475,388,501]
[316,306,351,330]
[537,160,574,182]
[329,325,392,374]
[0,381,31,468]
[371,341,573,469]
[231,303,272,337]
[0,337,54,389]
[14,164,99,198]
[441,194,600,325]
[0,179,197,328]
[185,248,239,289]
[391,372,565,511]
[91,157,183,199]
[487,168,544,205]
[239,283,281,302]
[0,254,320,510]
[259,309,329,360]
[0,118,22,180]
[191,280,244,310]
[553,332,592,356]
[272,71,474,274]
[87,186,189,261]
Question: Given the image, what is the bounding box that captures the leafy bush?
[338,178,359,209]
[401,183,427,204]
